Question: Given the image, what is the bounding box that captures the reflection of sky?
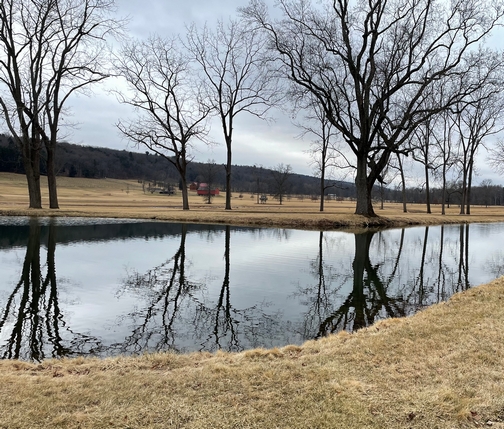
[0,221,503,359]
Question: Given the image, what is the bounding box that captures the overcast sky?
[63,0,504,186]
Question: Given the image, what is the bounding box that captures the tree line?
[0,134,357,200]
[1,0,504,215]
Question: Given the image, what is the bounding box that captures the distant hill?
[0,134,356,198]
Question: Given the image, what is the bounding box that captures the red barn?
[197,183,220,196]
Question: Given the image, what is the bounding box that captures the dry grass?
[1,172,504,230]
[1,279,504,428]
[1,172,504,428]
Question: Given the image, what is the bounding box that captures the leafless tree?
[201,159,219,204]
[269,163,292,204]
[294,98,350,211]
[410,117,440,214]
[453,50,504,215]
[186,18,278,211]
[0,0,120,209]
[395,153,408,213]
[432,110,459,215]
[115,36,211,210]
[242,0,504,216]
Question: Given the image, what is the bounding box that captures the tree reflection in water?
[298,224,473,338]
[112,224,197,354]
[117,225,285,353]
[0,220,484,359]
[0,219,102,361]
[314,231,406,336]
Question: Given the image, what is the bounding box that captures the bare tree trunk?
[441,162,447,215]
[424,163,431,214]
[396,153,407,213]
[319,160,325,212]
[355,157,375,217]
[180,175,189,210]
[46,143,59,209]
[225,137,232,210]
[22,143,42,209]
[466,161,474,215]
[460,168,468,215]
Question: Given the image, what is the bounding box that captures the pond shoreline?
[2,174,504,427]
[1,206,503,233]
[2,172,504,231]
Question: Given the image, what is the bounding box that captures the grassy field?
[1,172,504,230]
[1,172,504,428]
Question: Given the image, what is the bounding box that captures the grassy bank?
[1,172,504,230]
[1,172,504,428]
[1,279,504,428]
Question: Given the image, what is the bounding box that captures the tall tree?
[186,18,277,210]
[294,98,349,211]
[432,109,459,215]
[0,0,119,209]
[115,36,211,210]
[453,50,504,215]
[242,0,504,216]
[410,118,439,214]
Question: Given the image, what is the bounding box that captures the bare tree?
[294,98,350,211]
[242,0,504,217]
[269,163,292,204]
[201,159,219,204]
[410,117,440,214]
[0,0,120,209]
[453,50,504,215]
[115,36,211,210]
[395,153,408,213]
[432,110,459,215]
[186,18,277,211]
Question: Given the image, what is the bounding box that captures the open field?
[1,172,504,229]
[1,172,504,428]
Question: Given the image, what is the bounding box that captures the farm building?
[196,183,220,196]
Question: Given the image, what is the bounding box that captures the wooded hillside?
[0,135,356,198]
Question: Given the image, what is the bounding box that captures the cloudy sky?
[67,0,313,177]
[64,0,504,186]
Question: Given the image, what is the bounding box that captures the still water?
[0,217,502,361]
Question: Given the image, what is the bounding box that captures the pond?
[0,217,502,361]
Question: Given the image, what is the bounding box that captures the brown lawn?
[0,172,504,428]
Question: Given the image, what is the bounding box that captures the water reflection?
[116,225,284,354]
[0,218,497,360]
[297,224,473,337]
[0,219,102,360]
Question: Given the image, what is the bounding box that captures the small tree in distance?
[270,164,292,205]
[201,160,219,204]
